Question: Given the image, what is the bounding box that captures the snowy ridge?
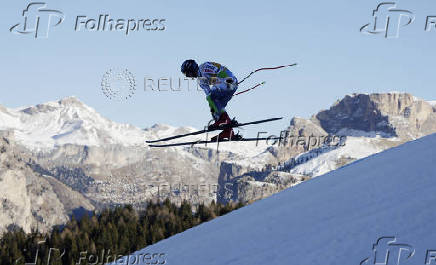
[1,95,431,180]
[112,133,436,265]
[0,97,147,150]
[0,97,275,159]
[335,128,394,138]
[287,137,388,176]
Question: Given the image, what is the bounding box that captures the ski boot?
[209,112,242,141]
[208,112,238,131]
[211,129,243,141]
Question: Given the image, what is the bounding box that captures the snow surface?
[288,136,390,177]
[111,133,436,265]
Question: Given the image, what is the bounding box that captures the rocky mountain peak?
[309,93,436,139]
[289,117,327,136]
[20,96,88,115]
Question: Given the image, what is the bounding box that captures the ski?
[148,137,283,148]
[146,117,283,143]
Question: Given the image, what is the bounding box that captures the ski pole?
[234,81,266,96]
[237,63,298,85]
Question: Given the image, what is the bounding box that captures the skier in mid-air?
[147,61,294,147]
[181,59,242,141]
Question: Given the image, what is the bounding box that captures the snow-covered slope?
[114,133,436,265]
[287,136,400,177]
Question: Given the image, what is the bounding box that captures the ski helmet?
[181,59,199,77]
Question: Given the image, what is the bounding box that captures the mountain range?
[0,92,435,234]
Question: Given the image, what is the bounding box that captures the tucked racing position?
[146,61,294,147]
[181,59,242,141]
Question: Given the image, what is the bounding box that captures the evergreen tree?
[0,199,245,265]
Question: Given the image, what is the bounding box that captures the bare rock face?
[312,93,436,139]
[30,144,222,209]
[0,132,94,234]
[224,171,307,204]
[0,132,67,233]
[289,117,327,137]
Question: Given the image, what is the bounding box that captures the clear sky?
[1,0,435,136]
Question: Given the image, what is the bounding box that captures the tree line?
[0,199,244,265]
